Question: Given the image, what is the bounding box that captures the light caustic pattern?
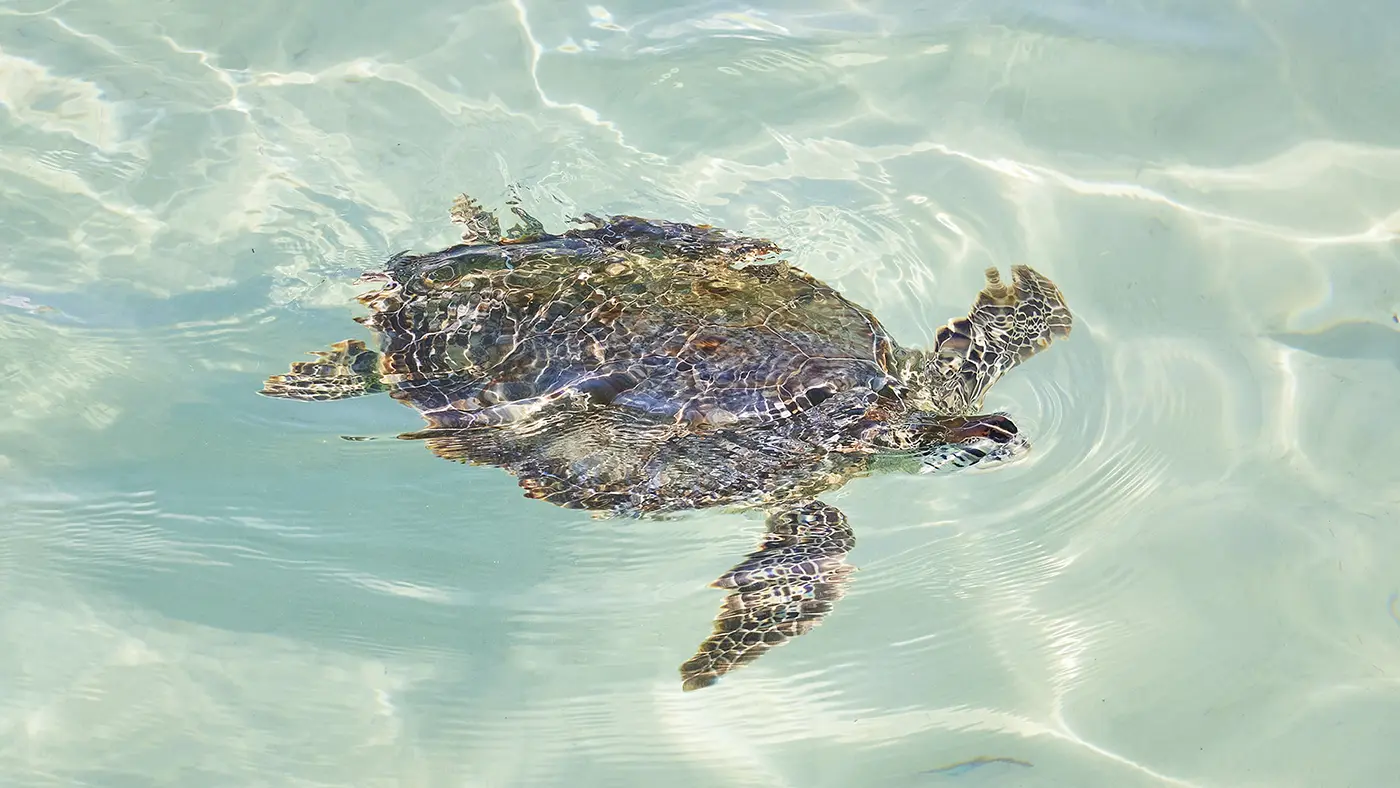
[3,0,1400,786]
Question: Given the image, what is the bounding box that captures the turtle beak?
[918,412,1030,474]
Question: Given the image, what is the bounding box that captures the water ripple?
[3,0,1400,784]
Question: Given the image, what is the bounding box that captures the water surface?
[2,0,1399,785]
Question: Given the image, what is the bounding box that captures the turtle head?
[914,412,1029,474]
[864,411,1029,474]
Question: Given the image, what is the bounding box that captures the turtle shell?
[357,216,902,431]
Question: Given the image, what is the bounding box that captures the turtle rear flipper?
[450,190,552,243]
[929,265,1071,411]
[679,500,854,691]
[449,193,502,244]
[260,339,387,401]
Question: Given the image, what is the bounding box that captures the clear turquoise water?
[3,1,1399,785]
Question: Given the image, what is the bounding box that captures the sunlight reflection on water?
[2,0,1399,785]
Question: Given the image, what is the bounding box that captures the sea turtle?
[261,193,1072,690]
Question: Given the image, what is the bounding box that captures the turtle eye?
[971,414,1018,443]
[948,413,1018,444]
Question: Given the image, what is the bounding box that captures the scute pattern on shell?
[360,216,900,432]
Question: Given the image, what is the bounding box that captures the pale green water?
[2,0,1399,786]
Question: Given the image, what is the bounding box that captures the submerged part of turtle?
[261,193,1072,691]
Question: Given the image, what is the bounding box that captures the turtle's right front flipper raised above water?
[902,265,1072,415]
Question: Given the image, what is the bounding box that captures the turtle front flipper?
[679,500,854,691]
[260,339,387,401]
[926,265,1072,412]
